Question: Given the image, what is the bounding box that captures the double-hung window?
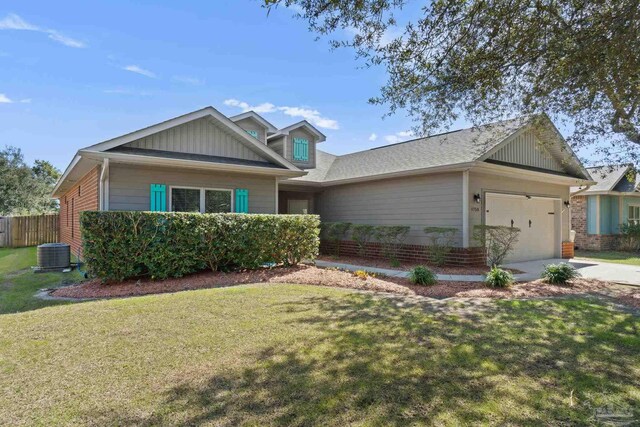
[629,205,640,225]
[171,187,233,213]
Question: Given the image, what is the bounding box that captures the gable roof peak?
[268,120,327,142]
[229,110,278,133]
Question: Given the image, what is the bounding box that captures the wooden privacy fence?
[0,214,60,248]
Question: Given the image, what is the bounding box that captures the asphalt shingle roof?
[292,117,530,183]
[579,165,636,193]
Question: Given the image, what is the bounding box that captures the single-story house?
[571,164,640,251]
[53,106,593,263]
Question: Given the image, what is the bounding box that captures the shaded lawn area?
[0,284,638,426]
[0,247,84,314]
[575,250,640,266]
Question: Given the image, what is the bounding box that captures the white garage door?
[485,193,558,263]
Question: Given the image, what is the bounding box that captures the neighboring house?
[53,106,593,263]
[571,164,640,251]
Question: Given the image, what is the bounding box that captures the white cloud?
[0,93,13,103]
[47,31,85,48]
[277,106,339,130]
[368,133,377,141]
[0,14,39,31]
[123,65,157,78]
[0,13,86,48]
[224,99,339,130]
[384,130,414,144]
[172,75,204,86]
[19,98,31,103]
[223,99,277,114]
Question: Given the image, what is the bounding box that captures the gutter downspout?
[99,158,109,211]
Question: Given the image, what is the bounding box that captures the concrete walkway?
[316,258,640,285]
[505,258,640,285]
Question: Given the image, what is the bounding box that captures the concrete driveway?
[504,258,640,285]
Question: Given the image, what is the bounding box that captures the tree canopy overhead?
[265,0,640,164]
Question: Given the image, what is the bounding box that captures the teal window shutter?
[246,130,259,138]
[150,184,166,211]
[292,138,309,161]
[235,189,248,213]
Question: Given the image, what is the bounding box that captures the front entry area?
[485,193,561,262]
[278,188,317,215]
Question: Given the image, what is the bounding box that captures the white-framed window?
[629,204,640,225]
[170,186,233,213]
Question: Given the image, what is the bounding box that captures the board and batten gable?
[109,164,277,213]
[316,172,464,246]
[487,130,566,173]
[232,116,268,144]
[121,117,271,163]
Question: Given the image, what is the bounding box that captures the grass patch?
[575,250,640,266]
[0,284,638,425]
[0,246,38,275]
[0,247,84,314]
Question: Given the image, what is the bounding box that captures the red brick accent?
[562,241,574,259]
[571,195,588,249]
[59,166,100,257]
[320,240,487,266]
[571,195,620,251]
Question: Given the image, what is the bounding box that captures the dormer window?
[293,137,309,161]
[246,130,259,139]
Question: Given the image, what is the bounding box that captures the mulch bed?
[50,265,638,308]
[317,255,524,275]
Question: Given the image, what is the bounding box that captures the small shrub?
[619,222,640,251]
[485,266,514,288]
[423,227,457,266]
[352,224,376,257]
[409,266,437,286]
[390,258,401,268]
[375,225,410,264]
[321,222,352,256]
[541,263,580,284]
[473,225,521,266]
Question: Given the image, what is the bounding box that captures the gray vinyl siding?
[109,164,277,213]
[317,172,463,246]
[469,171,570,241]
[488,130,565,173]
[287,128,316,169]
[267,136,285,158]
[233,117,267,144]
[123,117,270,163]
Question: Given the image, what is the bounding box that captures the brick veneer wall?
[320,240,487,266]
[571,195,588,249]
[571,195,620,251]
[59,166,100,257]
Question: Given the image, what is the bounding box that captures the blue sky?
[1,1,590,172]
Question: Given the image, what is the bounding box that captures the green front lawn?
[0,283,638,425]
[575,250,640,266]
[0,247,84,314]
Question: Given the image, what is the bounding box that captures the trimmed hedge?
[80,211,320,282]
